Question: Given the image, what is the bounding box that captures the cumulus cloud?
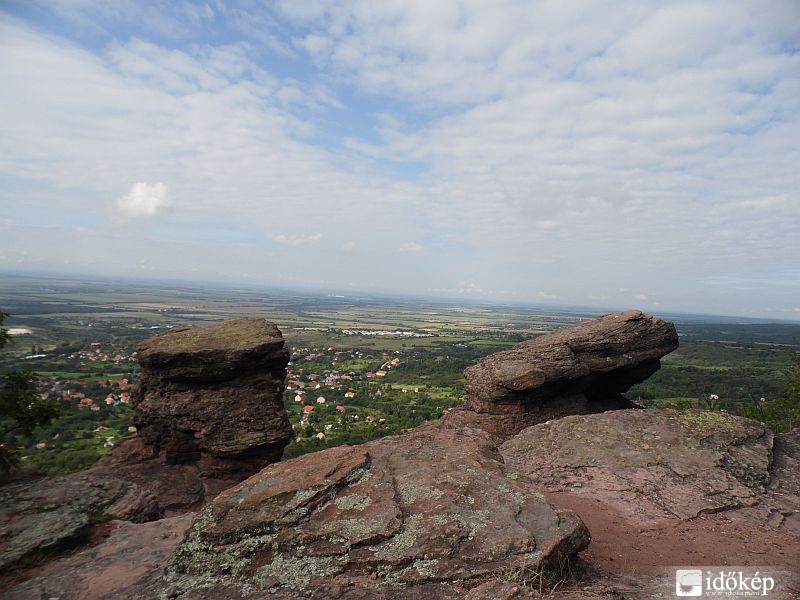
[116,182,170,218]
[1,3,799,317]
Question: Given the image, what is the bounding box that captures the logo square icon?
[676,569,703,596]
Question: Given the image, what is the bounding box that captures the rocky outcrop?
[501,409,773,519]
[7,311,799,599]
[0,472,160,573]
[0,318,293,575]
[160,423,590,598]
[463,310,678,435]
[500,409,800,575]
[134,317,292,471]
[3,513,194,600]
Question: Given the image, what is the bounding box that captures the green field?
[2,274,799,473]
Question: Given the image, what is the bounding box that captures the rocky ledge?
[463,310,678,435]
[161,421,589,599]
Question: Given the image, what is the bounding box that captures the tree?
[770,352,800,432]
[0,311,60,472]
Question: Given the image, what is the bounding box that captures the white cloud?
[399,242,423,252]
[1,3,799,317]
[116,182,170,218]
[272,233,322,246]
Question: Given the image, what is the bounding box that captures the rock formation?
[4,311,800,600]
[4,513,193,600]
[500,409,800,587]
[501,409,775,520]
[0,472,160,573]
[463,310,678,435]
[160,423,590,599]
[134,317,292,472]
[0,318,293,575]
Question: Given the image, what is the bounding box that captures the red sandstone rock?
[500,409,800,575]
[161,422,590,598]
[134,318,292,467]
[463,310,678,434]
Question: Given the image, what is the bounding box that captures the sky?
[0,1,799,319]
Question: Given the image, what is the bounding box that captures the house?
[365,372,375,378]
[119,392,131,404]
[390,358,401,366]
[316,432,326,440]
[366,415,376,423]
[316,396,327,404]
[375,370,387,377]
[344,389,356,398]
[335,405,345,412]
[303,405,316,414]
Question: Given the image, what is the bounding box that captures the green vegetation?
[1,274,799,473]
[0,311,60,472]
[629,339,800,432]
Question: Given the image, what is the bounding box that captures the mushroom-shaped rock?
[133,317,292,471]
[463,310,677,434]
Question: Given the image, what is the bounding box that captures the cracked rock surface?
[501,408,774,520]
[463,310,678,436]
[500,408,800,576]
[161,422,590,598]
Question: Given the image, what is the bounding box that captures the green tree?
[770,352,800,432]
[0,311,60,472]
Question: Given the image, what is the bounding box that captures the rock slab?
[161,422,590,598]
[0,472,160,572]
[500,408,773,520]
[463,310,678,434]
[500,409,800,577]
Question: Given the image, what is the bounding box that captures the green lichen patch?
[678,410,749,436]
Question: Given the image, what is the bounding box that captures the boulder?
[134,318,292,469]
[160,422,590,598]
[500,409,800,574]
[0,472,160,573]
[463,310,677,435]
[3,513,194,600]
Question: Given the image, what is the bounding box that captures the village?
[9,336,465,470]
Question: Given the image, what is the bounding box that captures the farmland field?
[1,273,799,473]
